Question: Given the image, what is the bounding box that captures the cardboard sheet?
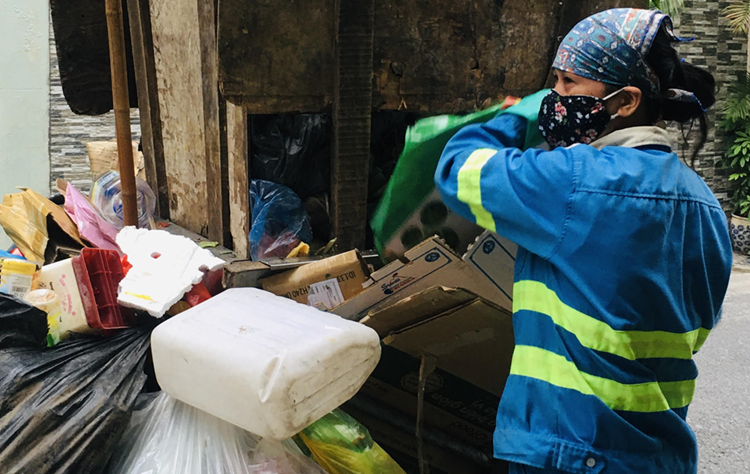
[0,188,86,263]
[359,285,514,448]
[261,250,370,307]
[334,232,514,320]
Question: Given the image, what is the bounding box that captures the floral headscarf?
[553,8,704,110]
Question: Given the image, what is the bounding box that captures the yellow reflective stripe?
[513,280,708,361]
[693,328,711,353]
[511,346,695,412]
[659,379,696,409]
[457,149,497,232]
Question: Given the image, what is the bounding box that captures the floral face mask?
[537,88,624,148]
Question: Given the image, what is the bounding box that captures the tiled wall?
[671,1,747,209]
[48,18,140,195]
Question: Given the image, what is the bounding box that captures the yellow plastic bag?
[297,409,406,474]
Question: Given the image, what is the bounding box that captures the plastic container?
[37,248,135,336]
[91,170,156,229]
[151,288,382,440]
[24,289,63,346]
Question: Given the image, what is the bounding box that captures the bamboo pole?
[106,0,139,227]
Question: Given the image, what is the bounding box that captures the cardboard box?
[260,250,370,307]
[359,285,514,450]
[86,140,146,180]
[333,230,517,320]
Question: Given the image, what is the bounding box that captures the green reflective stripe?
[693,328,711,353]
[659,379,696,409]
[511,346,695,412]
[514,280,707,361]
[457,149,497,231]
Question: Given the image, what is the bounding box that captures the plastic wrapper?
[250,180,313,261]
[297,409,407,474]
[64,181,122,254]
[250,114,330,201]
[370,92,547,261]
[106,391,328,474]
[0,292,151,473]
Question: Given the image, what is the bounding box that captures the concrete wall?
[0,1,51,249]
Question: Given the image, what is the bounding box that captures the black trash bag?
[250,180,313,261]
[250,114,331,201]
[0,294,49,349]
[0,293,151,474]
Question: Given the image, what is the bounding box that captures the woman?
[435,8,732,474]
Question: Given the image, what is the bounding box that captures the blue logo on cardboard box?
[425,252,441,263]
[483,240,496,255]
[381,272,416,295]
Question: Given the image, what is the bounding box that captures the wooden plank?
[217,0,646,115]
[226,101,250,259]
[331,0,375,251]
[219,97,232,247]
[218,0,335,113]
[198,0,225,243]
[372,0,566,112]
[126,0,169,219]
[50,0,139,115]
[149,0,210,234]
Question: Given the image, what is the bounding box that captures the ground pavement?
[691,255,750,473]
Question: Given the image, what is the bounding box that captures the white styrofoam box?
[151,288,382,440]
[116,227,226,317]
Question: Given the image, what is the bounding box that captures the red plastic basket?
[72,248,136,330]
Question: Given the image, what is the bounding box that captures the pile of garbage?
[0,174,400,474]
[0,94,540,474]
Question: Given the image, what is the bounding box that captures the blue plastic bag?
[250,180,313,261]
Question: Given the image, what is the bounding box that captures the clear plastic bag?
[296,409,406,474]
[106,392,327,474]
[91,171,156,230]
[249,180,313,261]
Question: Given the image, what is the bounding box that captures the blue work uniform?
[434,113,733,474]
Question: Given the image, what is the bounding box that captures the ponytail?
[645,27,716,165]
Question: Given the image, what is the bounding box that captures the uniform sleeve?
[434,113,578,260]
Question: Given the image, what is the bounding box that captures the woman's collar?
[589,126,675,151]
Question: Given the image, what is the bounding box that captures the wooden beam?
[199,0,225,243]
[226,101,249,260]
[149,0,218,235]
[331,0,375,251]
[126,0,169,219]
[105,0,138,226]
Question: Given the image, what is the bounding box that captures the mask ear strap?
[603,87,627,101]
[604,88,628,120]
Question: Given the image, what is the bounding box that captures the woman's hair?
[645,27,716,163]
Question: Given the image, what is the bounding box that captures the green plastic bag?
[370,90,549,261]
[296,409,406,474]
